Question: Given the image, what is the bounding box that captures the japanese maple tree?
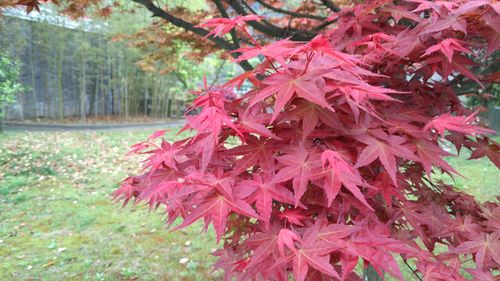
[111,1,499,280]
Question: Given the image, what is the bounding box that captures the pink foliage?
[114,1,500,280]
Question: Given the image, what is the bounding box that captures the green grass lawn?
[0,130,218,281]
[0,130,498,280]
[434,141,499,202]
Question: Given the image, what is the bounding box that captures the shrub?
[113,1,500,280]
[0,51,23,122]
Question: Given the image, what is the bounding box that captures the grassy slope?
[0,131,498,280]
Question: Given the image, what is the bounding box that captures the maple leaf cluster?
[114,1,500,280]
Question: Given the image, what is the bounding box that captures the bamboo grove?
[0,11,220,122]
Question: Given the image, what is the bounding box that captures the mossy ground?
[0,131,497,280]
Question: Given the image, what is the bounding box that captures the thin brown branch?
[240,0,260,15]
[225,0,316,41]
[400,255,423,281]
[131,0,254,71]
[321,0,341,12]
[209,60,226,88]
[312,18,338,31]
[131,0,231,49]
[173,71,188,88]
[254,0,326,20]
[239,0,290,31]
[213,0,241,49]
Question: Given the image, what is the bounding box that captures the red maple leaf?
[234,39,300,66]
[250,69,334,122]
[469,137,500,168]
[423,112,494,137]
[197,15,263,38]
[355,133,417,184]
[225,135,279,175]
[411,138,458,175]
[174,191,259,242]
[278,208,309,227]
[236,107,276,138]
[282,98,345,139]
[273,143,322,206]
[243,174,296,226]
[422,38,471,63]
[143,140,182,173]
[452,0,500,16]
[271,226,341,281]
[315,150,373,209]
[446,232,500,269]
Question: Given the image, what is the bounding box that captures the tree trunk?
[166,90,171,118]
[17,91,24,121]
[106,46,112,118]
[29,21,38,119]
[42,53,50,118]
[152,76,159,117]
[80,51,87,124]
[57,41,65,119]
[144,74,149,116]
[101,54,108,116]
[89,78,96,117]
[124,72,129,120]
[115,53,122,116]
[91,69,100,117]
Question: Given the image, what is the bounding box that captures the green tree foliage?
[0,52,24,131]
[0,53,23,112]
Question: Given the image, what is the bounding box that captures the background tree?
[0,15,28,119]
[0,1,231,120]
[0,52,24,132]
[2,0,496,105]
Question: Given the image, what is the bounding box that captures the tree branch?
[130,0,254,71]
[132,0,230,49]
[400,255,423,281]
[240,0,260,16]
[312,18,338,32]
[173,71,188,88]
[320,0,340,12]
[225,0,316,41]
[254,0,326,20]
[239,0,293,31]
[213,0,241,49]
[209,60,226,88]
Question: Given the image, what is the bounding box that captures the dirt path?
[3,119,186,132]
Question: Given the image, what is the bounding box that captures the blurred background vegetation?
[0,0,241,124]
